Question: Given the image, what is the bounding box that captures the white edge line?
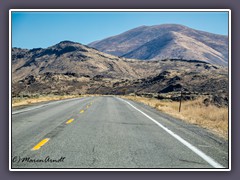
[117,97,225,169]
[12,97,83,115]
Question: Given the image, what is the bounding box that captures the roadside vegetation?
[12,94,83,107]
[122,95,228,139]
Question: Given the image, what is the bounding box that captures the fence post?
[179,89,182,112]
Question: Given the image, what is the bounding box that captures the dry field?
[122,95,228,139]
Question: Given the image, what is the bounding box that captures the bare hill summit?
[89,24,228,66]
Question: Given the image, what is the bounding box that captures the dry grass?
[12,95,83,107]
[122,95,228,139]
[12,94,103,107]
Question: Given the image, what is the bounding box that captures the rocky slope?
[12,41,160,82]
[12,41,228,106]
[89,24,228,66]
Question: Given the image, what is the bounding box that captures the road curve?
[11,96,228,169]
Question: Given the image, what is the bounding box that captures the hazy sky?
[12,11,229,49]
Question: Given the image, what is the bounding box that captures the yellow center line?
[31,138,50,151]
[66,118,74,124]
[80,110,84,113]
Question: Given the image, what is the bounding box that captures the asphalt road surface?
[11,96,228,169]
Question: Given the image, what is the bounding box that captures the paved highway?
[11,96,228,169]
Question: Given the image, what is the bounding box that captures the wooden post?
[179,89,182,112]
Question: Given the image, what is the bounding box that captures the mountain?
[12,41,159,82]
[12,41,228,106]
[88,24,228,66]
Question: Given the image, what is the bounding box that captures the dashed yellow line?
[31,138,50,151]
[80,110,84,113]
[66,118,74,124]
